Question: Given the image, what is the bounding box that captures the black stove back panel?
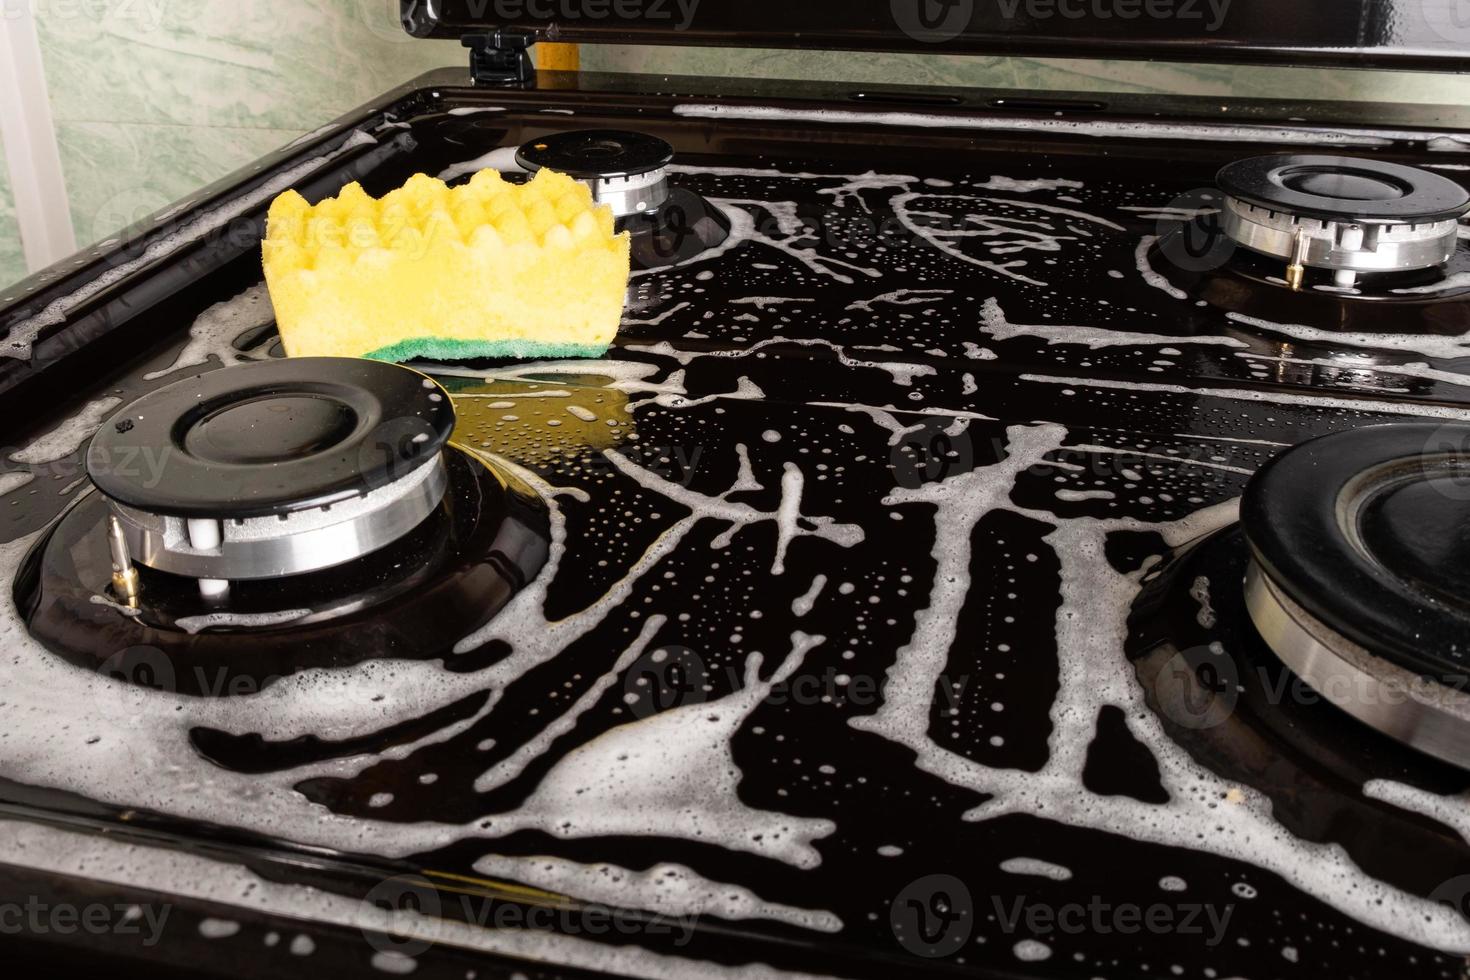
[0,95,1468,978]
[409,0,1470,70]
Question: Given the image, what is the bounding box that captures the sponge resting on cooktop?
[262,169,629,362]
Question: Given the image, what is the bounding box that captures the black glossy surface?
[1,85,1470,979]
[1218,154,1470,223]
[87,357,455,517]
[1243,423,1470,684]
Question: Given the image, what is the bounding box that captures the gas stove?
[4,14,1470,980]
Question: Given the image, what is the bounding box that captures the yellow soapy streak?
[424,867,566,904]
[448,380,634,467]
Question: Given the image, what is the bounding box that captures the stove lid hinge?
[462,29,536,86]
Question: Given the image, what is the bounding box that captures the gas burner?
[517,129,729,270]
[18,358,549,695]
[1217,154,1470,290]
[517,129,673,217]
[87,357,456,600]
[1242,424,1470,767]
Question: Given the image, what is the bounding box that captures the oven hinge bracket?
[463,30,536,86]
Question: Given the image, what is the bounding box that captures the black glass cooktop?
[1,82,1470,979]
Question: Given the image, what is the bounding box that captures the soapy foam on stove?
[4,154,1470,967]
[975,177,1084,194]
[848,420,1469,949]
[8,396,121,464]
[707,200,879,285]
[473,615,666,793]
[0,822,825,980]
[471,854,842,933]
[892,192,1098,286]
[0,471,35,498]
[473,632,835,869]
[1363,781,1470,843]
[436,145,526,183]
[174,609,312,635]
[198,917,241,938]
[1227,310,1470,361]
[999,857,1073,881]
[792,575,827,618]
[1134,237,1190,300]
[1387,271,1470,295]
[669,103,1441,147]
[1238,350,1470,391]
[144,284,276,379]
[981,297,1244,349]
[1023,373,1470,422]
[845,288,953,313]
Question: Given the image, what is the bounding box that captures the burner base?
[622,187,732,270]
[16,449,549,697]
[1149,233,1470,334]
[1127,525,1470,902]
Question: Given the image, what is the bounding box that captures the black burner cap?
[515,130,673,180]
[1243,423,1470,683]
[1218,154,1470,224]
[87,357,455,519]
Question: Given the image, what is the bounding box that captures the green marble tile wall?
[0,130,23,292]
[5,1,1470,297]
[32,0,459,257]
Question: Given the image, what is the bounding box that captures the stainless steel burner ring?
[586,167,670,218]
[1220,197,1460,286]
[1244,558,1470,769]
[107,453,448,582]
[1217,154,1470,289]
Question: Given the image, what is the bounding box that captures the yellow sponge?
[262,169,630,361]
